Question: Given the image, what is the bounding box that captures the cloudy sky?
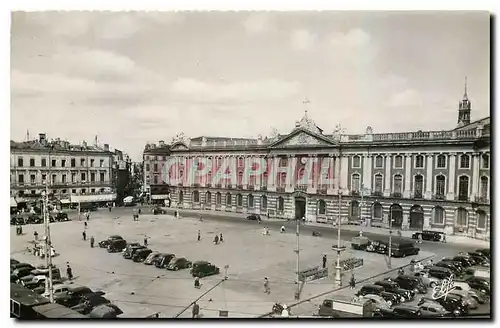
[11,11,490,160]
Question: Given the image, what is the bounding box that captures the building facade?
[144,91,491,240]
[10,133,116,207]
[143,141,171,204]
[112,149,132,204]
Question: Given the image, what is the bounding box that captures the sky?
[10,11,490,161]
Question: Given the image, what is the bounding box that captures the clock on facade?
[300,157,307,165]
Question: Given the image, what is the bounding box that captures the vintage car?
[190,261,220,278]
[246,214,262,221]
[152,207,167,215]
[54,212,70,222]
[167,257,192,271]
[132,249,153,262]
[411,230,443,242]
[350,236,371,251]
[99,235,124,248]
[154,253,176,268]
[418,301,450,317]
[123,245,147,259]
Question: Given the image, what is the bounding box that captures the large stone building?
[143,89,490,240]
[10,133,116,208]
[142,141,171,204]
[112,149,132,204]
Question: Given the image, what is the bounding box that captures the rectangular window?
[90,159,95,167]
[482,154,489,169]
[100,159,104,167]
[41,158,47,167]
[51,159,56,167]
[436,155,446,168]
[154,163,158,172]
[71,173,76,183]
[30,174,36,184]
[375,156,383,168]
[42,174,46,182]
[436,176,446,196]
[415,155,424,168]
[146,164,150,172]
[72,189,76,194]
[18,157,23,167]
[352,156,361,168]
[374,175,383,193]
[480,177,489,199]
[61,159,66,167]
[460,155,470,169]
[238,158,244,167]
[153,175,158,184]
[414,175,423,198]
[80,158,85,166]
[351,174,360,192]
[52,174,57,184]
[81,173,86,181]
[100,172,105,182]
[91,173,95,182]
[71,159,76,167]
[91,188,95,193]
[394,156,403,169]
[30,158,35,167]
[393,175,403,194]
[62,174,66,183]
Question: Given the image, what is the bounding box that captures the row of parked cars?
[351,236,420,258]
[11,212,70,225]
[99,235,221,278]
[354,248,490,318]
[10,259,122,318]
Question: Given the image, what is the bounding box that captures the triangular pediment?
[170,142,189,151]
[270,128,336,148]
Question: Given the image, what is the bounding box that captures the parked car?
[466,252,490,266]
[11,216,24,225]
[380,291,401,306]
[452,256,476,268]
[43,284,70,300]
[475,248,490,259]
[419,302,449,317]
[30,266,61,279]
[449,290,478,309]
[12,267,35,281]
[190,261,220,278]
[372,308,396,317]
[71,294,110,314]
[132,249,153,262]
[11,263,35,271]
[246,214,261,221]
[154,253,176,268]
[361,294,392,309]
[167,257,192,271]
[355,284,385,297]
[58,287,104,307]
[10,259,20,266]
[123,243,141,253]
[123,245,146,259]
[440,260,465,275]
[464,276,490,294]
[107,239,128,253]
[80,203,98,212]
[374,281,411,302]
[427,266,454,280]
[152,207,166,215]
[26,214,43,224]
[143,252,161,265]
[391,305,422,317]
[54,212,70,222]
[99,235,124,248]
[385,275,427,294]
[413,271,441,288]
[411,230,443,242]
[435,261,462,276]
[418,295,468,316]
[350,236,371,250]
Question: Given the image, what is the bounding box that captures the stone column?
[424,154,433,199]
[267,156,279,191]
[471,152,480,200]
[403,154,412,198]
[328,154,335,191]
[334,155,340,192]
[307,155,317,194]
[287,155,298,189]
[243,156,250,188]
[384,155,392,197]
[363,155,372,191]
[446,153,456,200]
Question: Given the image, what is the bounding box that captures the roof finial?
[303,98,310,116]
[463,76,468,100]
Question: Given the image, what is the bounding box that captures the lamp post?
[44,146,55,302]
[388,210,393,269]
[334,190,344,287]
[359,184,370,236]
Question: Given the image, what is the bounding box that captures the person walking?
[34,231,39,241]
[144,235,148,246]
[219,233,224,243]
[86,211,90,221]
[322,254,327,269]
[349,273,356,289]
[66,264,73,281]
[84,221,88,229]
[263,277,270,294]
[192,302,200,319]
[199,214,203,222]
[197,230,201,242]
[90,236,95,248]
[214,235,219,245]
[442,233,447,243]
[82,231,87,241]
[194,277,201,289]
[138,208,142,215]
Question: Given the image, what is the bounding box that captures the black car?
[132,249,153,262]
[475,248,490,259]
[11,216,24,225]
[190,261,220,278]
[71,294,110,315]
[154,253,176,268]
[373,308,397,317]
[427,266,454,280]
[107,239,127,253]
[466,252,489,266]
[374,281,410,302]
[452,256,476,267]
[12,267,35,281]
[11,259,19,266]
[26,214,43,224]
[246,214,261,221]
[355,284,385,297]
[99,235,124,248]
[80,203,99,212]
[440,260,465,274]
[411,230,443,242]
[55,212,70,222]
[59,287,104,307]
[418,296,468,316]
[386,275,427,294]
[167,257,192,271]
[11,263,35,271]
[123,245,146,259]
[152,207,167,215]
[435,261,462,275]
[465,277,490,294]
[391,305,422,317]
[380,291,401,305]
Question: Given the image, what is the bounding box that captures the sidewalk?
[167,207,490,248]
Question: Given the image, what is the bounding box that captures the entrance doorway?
[409,205,424,230]
[389,204,403,229]
[295,197,306,219]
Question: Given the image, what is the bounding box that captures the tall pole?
[388,211,393,269]
[47,150,54,302]
[174,278,227,318]
[295,216,300,299]
[360,185,364,236]
[335,191,342,287]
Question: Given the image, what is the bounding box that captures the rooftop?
[11,133,113,153]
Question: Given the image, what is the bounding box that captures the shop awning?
[151,194,170,200]
[10,197,17,207]
[71,194,117,203]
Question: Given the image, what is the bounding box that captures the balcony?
[237,184,244,190]
[318,187,328,195]
[474,196,489,204]
[392,192,402,198]
[260,186,267,191]
[247,185,255,191]
[372,191,383,197]
[206,183,212,188]
[413,191,423,199]
[433,194,445,200]
[295,185,307,192]
[276,187,286,193]
[457,195,469,202]
[215,184,222,188]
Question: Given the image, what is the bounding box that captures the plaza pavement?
[11,209,433,318]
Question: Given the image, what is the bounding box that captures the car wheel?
[174,267,179,271]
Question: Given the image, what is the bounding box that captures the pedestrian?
[442,233,447,243]
[192,302,200,319]
[349,273,356,289]
[34,231,38,241]
[214,235,219,245]
[90,236,95,248]
[398,268,405,276]
[199,214,203,222]
[66,264,73,280]
[418,234,423,244]
[144,235,148,246]
[281,304,290,317]
[86,211,90,221]
[138,208,142,215]
[322,254,327,269]
[219,233,224,243]
[82,231,87,241]
[84,221,88,229]
[263,277,270,294]
[197,230,201,242]
[194,277,201,289]
[108,204,112,212]
[174,210,178,218]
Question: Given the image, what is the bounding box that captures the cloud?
[243,13,271,34]
[330,28,371,48]
[99,15,140,40]
[290,29,316,51]
[388,88,423,108]
[170,78,301,103]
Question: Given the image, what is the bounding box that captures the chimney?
[104,144,109,151]
[159,140,165,147]
[39,133,46,143]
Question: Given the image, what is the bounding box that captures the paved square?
[10,209,433,318]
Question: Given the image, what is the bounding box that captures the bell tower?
[457,77,471,127]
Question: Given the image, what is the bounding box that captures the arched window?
[393,175,403,195]
[352,155,361,168]
[297,168,306,186]
[237,171,243,185]
[261,195,267,210]
[205,191,212,204]
[350,200,360,220]
[192,190,200,203]
[178,191,184,204]
[207,171,212,185]
[248,194,254,208]
[460,154,470,169]
[226,193,232,205]
[432,206,445,225]
[436,175,446,197]
[414,175,423,198]
[277,197,284,211]
[279,172,287,187]
[237,194,243,206]
[249,175,256,186]
[458,176,469,201]
[374,174,383,193]
[415,155,424,168]
[456,208,468,227]
[480,176,489,200]
[437,154,447,168]
[216,192,222,205]
[262,172,268,186]
[317,200,326,215]
[351,174,361,192]
[375,155,383,168]
[394,155,403,168]
[372,203,383,221]
[476,210,487,229]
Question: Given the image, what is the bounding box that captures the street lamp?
[359,184,370,237]
[333,190,345,287]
